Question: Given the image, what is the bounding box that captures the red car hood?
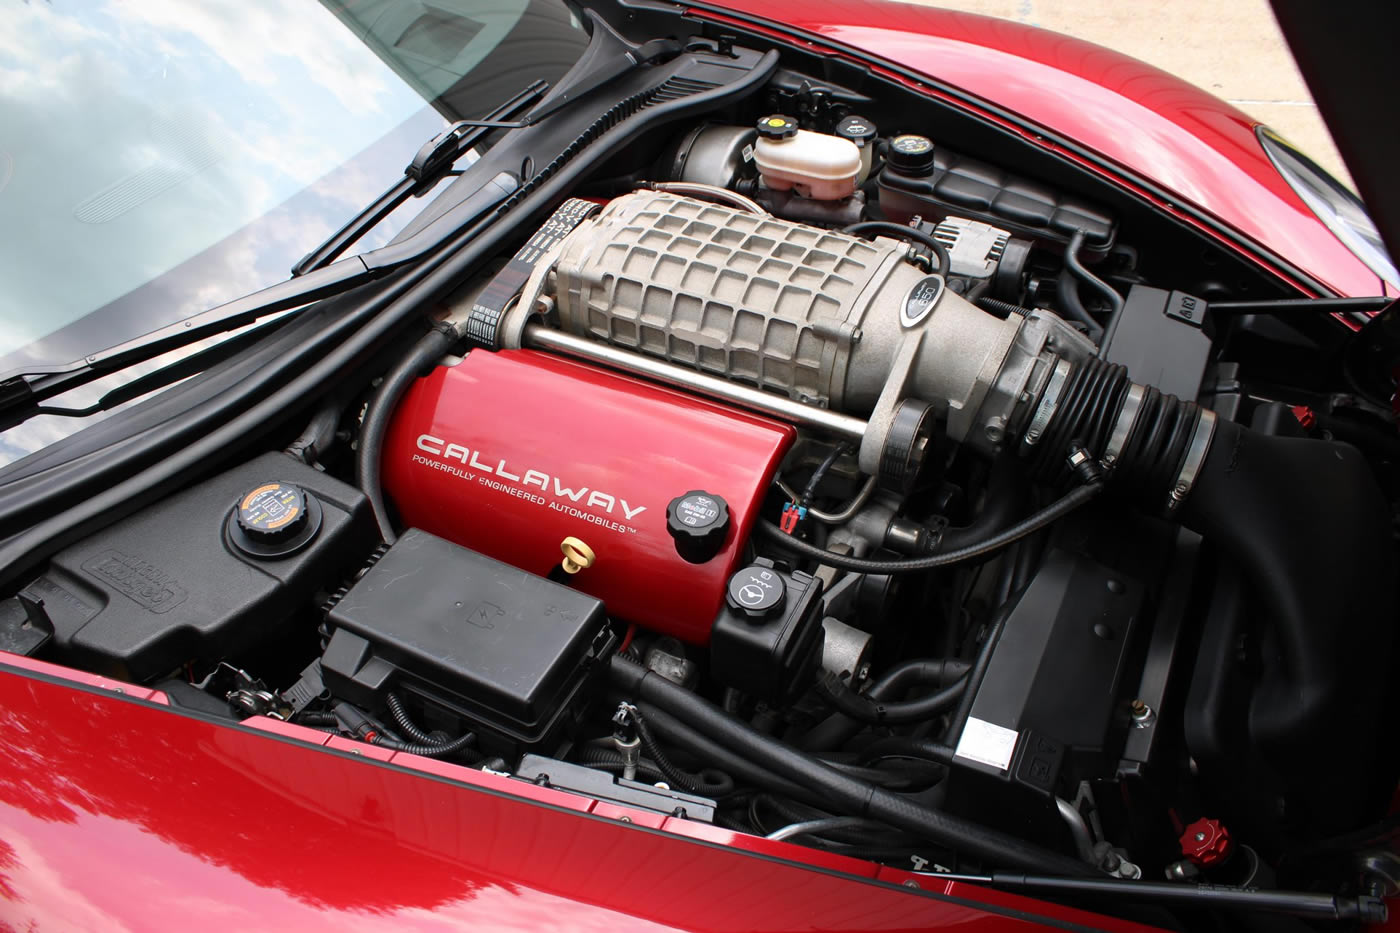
[692,0,1384,298]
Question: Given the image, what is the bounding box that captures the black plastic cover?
[1103,286,1212,403]
[321,528,613,753]
[955,550,1143,789]
[879,149,1115,249]
[16,452,373,682]
[710,558,823,701]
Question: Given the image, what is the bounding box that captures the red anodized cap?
[1181,817,1232,867]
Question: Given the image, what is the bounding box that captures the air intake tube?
[1028,355,1396,829]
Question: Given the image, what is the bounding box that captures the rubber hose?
[856,737,957,767]
[356,323,457,545]
[801,658,973,751]
[1062,229,1125,356]
[757,482,1101,574]
[816,671,967,724]
[284,400,343,465]
[946,595,1020,748]
[632,704,736,797]
[1056,264,1101,335]
[934,456,1026,553]
[635,701,830,809]
[610,655,1092,875]
[843,221,951,276]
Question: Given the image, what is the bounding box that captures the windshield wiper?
[290,79,548,276]
[0,80,555,423]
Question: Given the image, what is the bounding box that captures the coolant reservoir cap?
[228,481,322,559]
[666,490,730,564]
[888,134,936,176]
[756,114,799,140]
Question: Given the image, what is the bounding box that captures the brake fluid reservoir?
[753,114,862,201]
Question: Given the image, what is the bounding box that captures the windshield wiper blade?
[0,170,519,421]
[290,79,548,276]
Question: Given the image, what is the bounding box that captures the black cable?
[385,692,447,744]
[946,594,1020,748]
[574,747,667,783]
[843,221,950,275]
[371,730,482,759]
[759,482,1102,574]
[356,323,458,545]
[975,297,1031,319]
[609,655,1093,875]
[816,671,967,724]
[800,444,847,508]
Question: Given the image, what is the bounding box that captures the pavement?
[899,0,1353,188]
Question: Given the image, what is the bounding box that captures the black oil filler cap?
[666,491,730,564]
[228,481,323,558]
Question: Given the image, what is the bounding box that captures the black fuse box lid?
[321,529,610,743]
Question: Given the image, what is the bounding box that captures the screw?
[902,879,920,889]
[618,816,633,823]
[1195,831,1207,842]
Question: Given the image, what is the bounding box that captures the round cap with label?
[887,134,936,176]
[834,115,878,148]
[726,564,786,622]
[228,481,322,559]
[755,114,800,140]
[666,490,730,564]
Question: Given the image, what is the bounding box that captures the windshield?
[0,0,586,375]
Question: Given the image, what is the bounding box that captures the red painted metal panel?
[381,349,796,645]
[0,658,1160,931]
[696,0,1381,297]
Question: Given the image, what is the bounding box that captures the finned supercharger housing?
[542,191,1095,474]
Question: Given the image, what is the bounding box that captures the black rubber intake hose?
[1181,417,1396,831]
[1038,354,1396,831]
[609,655,1092,875]
[356,323,458,545]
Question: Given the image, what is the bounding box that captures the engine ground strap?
[463,198,600,349]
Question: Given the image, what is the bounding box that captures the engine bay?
[4,12,1397,926]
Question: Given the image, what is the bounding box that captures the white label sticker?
[954,717,1019,771]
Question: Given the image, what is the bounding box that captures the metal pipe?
[1055,797,1097,864]
[524,324,869,442]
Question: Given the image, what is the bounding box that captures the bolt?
[618,816,633,823]
[902,879,920,889]
[1195,831,1207,842]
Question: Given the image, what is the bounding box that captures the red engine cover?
[382,349,796,644]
